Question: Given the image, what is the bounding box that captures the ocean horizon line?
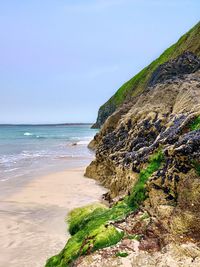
[0,123,93,126]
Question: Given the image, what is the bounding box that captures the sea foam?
[24,132,33,136]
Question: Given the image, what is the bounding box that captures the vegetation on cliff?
[93,21,200,128]
[86,47,200,258]
[45,151,164,266]
[128,150,164,208]
[190,116,200,131]
[189,116,200,176]
[46,22,200,267]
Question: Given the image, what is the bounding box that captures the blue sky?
[0,0,199,124]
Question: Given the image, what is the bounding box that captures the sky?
[0,0,199,124]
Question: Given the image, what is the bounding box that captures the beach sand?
[0,168,106,267]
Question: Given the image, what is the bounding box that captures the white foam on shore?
[24,132,33,136]
[77,140,90,145]
[4,167,19,173]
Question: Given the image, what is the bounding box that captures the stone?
[139,238,161,252]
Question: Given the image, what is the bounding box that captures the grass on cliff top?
[189,116,200,131]
[100,21,200,110]
[45,150,164,267]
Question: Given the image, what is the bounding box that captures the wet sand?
[0,168,106,267]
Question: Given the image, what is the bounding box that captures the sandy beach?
[0,168,106,267]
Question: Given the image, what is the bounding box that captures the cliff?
[83,54,200,266]
[86,49,200,210]
[92,21,200,129]
[45,23,200,267]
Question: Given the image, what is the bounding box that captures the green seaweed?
[116,251,129,257]
[126,234,142,241]
[192,160,200,176]
[189,116,200,131]
[188,116,200,176]
[140,211,150,220]
[46,202,130,266]
[128,150,164,208]
[195,164,200,176]
[45,150,164,267]
[68,203,107,235]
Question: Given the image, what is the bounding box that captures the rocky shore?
[46,22,200,267]
[82,53,200,266]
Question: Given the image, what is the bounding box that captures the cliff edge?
[45,23,200,267]
[92,21,200,129]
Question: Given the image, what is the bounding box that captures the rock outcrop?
[86,61,200,236]
[92,21,200,129]
[46,23,200,267]
[148,51,200,87]
[81,53,200,266]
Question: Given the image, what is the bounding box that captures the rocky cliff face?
[86,52,200,239]
[91,101,117,129]
[78,53,200,266]
[148,51,200,87]
[45,24,200,267]
[92,22,200,129]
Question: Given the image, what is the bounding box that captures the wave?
[36,136,46,139]
[24,132,45,139]
[22,133,94,141]
[0,177,11,182]
[24,132,46,139]
[4,167,19,172]
[23,134,53,139]
[76,140,90,145]
[69,136,93,140]
[24,132,33,136]
[0,151,47,165]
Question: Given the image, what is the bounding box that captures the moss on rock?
[128,150,164,208]
[68,203,107,235]
[189,116,200,131]
[116,251,129,257]
[46,151,164,266]
[46,202,130,266]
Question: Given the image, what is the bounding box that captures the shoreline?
[0,167,106,267]
[0,155,94,200]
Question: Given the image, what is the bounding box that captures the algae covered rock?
[45,202,130,266]
[86,54,200,242]
[46,22,200,266]
[46,150,165,266]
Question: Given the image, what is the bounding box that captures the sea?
[0,124,98,183]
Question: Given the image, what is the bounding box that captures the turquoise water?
[0,124,97,182]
